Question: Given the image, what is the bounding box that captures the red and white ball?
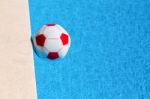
[33,24,71,59]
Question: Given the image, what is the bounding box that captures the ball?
[33,24,71,59]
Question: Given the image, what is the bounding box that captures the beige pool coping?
[0,0,36,99]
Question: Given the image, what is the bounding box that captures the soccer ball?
[33,24,71,59]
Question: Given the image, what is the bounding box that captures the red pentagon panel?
[46,24,56,26]
[35,34,46,47]
[60,33,69,45]
[48,52,59,59]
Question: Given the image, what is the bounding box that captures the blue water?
[29,0,150,99]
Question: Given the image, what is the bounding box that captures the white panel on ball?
[43,26,61,38]
[44,39,63,52]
